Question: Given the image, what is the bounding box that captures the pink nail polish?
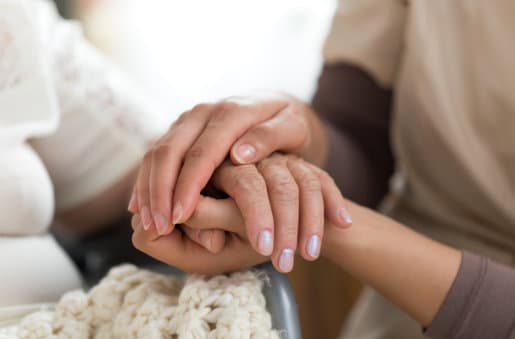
[140,207,153,230]
[128,194,137,213]
[235,144,256,163]
[258,230,273,256]
[279,248,294,272]
[339,207,353,226]
[154,213,168,235]
[307,235,320,258]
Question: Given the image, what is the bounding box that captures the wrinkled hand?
[131,155,352,274]
[128,94,329,259]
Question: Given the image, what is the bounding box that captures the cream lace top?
[0,0,162,305]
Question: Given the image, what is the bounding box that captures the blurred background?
[53,1,362,338]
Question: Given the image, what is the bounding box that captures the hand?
[131,156,352,273]
[131,198,267,275]
[128,94,330,259]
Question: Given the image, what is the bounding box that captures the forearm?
[322,202,461,326]
[312,63,394,207]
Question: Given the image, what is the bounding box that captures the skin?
[131,156,351,273]
[58,94,339,268]
[133,154,351,272]
[129,94,332,267]
[132,174,461,327]
[128,92,460,327]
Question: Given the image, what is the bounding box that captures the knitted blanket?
[2,265,280,339]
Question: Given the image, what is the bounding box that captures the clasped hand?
[128,94,352,274]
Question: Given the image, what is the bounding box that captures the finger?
[231,104,308,164]
[211,162,275,256]
[131,214,141,232]
[287,157,324,261]
[136,152,154,231]
[308,164,353,228]
[171,100,288,226]
[258,155,299,273]
[181,225,226,254]
[147,105,214,235]
[149,143,177,236]
[128,187,138,214]
[131,213,160,241]
[184,196,244,234]
[132,226,265,276]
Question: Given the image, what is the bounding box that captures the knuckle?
[231,167,265,193]
[151,143,172,160]
[186,146,217,172]
[216,100,239,113]
[191,103,210,113]
[172,111,190,127]
[278,227,298,247]
[143,150,153,163]
[268,172,298,202]
[298,172,321,193]
[186,145,207,160]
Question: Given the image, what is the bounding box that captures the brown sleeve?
[426,251,515,339]
[311,63,394,207]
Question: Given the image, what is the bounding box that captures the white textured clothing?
[324,1,515,338]
[0,0,162,306]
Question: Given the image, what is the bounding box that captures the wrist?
[320,202,462,326]
[302,105,330,167]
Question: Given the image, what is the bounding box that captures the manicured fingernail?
[172,203,183,225]
[140,207,153,231]
[154,213,168,235]
[339,207,353,225]
[279,248,294,272]
[258,230,273,256]
[198,230,213,251]
[307,235,320,258]
[131,214,141,229]
[128,193,137,213]
[235,144,256,163]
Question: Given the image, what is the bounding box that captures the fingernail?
[307,235,320,258]
[235,144,256,163]
[258,230,273,256]
[339,207,353,225]
[128,194,137,213]
[154,213,168,235]
[172,203,183,225]
[198,230,213,251]
[140,206,153,231]
[279,248,294,272]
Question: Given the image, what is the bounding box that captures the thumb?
[184,196,246,237]
[230,107,308,165]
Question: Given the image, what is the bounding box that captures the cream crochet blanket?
[2,265,280,339]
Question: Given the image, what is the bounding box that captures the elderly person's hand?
[128,94,334,258]
[131,154,350,273]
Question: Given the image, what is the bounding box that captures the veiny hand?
[131,156,352,273]
[128,93,330,260]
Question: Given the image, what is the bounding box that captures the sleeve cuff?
[426,251,515,339]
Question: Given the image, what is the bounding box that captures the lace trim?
[0,2,33,90]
